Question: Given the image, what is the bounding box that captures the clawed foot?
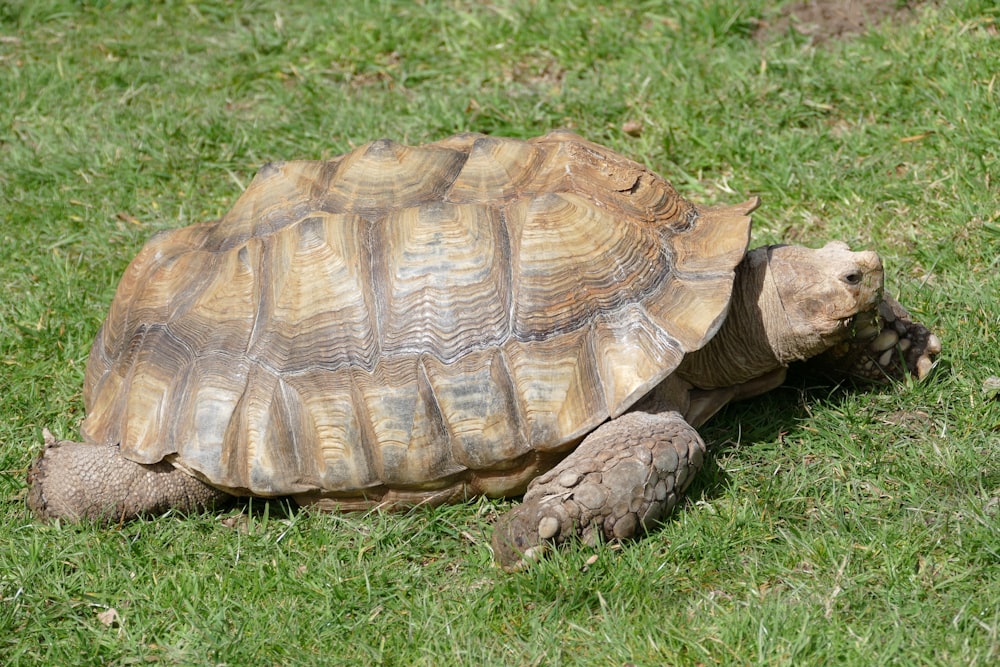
[491,412,704,571]
[816,294,941,382]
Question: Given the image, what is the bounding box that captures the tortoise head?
[760,241,884,363]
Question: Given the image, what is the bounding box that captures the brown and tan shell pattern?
[79,130,756,506]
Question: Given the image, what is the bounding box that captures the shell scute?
[353,357,464,486]
[502,328,607,451]
[377,201,509,360]
[422,348,531,470]
[119,325,194,461]
[323,139,468,215]
[445,136,545,204]
[507,191,668,340]
[208,161,337,252]
[249,212,377,372]
[593,304,686,417]
[218,365,321,494]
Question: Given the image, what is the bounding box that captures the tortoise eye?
[843,272,862,286]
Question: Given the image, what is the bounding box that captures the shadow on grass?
[683,363,905,513]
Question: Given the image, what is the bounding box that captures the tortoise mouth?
[845,285,885,329]
[824,286,884,344]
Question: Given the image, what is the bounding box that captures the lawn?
[1,0,998,664]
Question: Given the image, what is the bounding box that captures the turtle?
[26,130,940,570]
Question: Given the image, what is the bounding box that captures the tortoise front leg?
[27,431,231,522]
[491,411,704,571]
[810,294,941,382]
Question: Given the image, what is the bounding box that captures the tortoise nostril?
[843,272,863,286]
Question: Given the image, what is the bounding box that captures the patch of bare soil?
[756,0,926,43]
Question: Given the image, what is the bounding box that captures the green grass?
[2,0,998,664]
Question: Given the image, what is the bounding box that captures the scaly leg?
[27,431,231,522]
[812,294,941,382]
[491,411,704,571]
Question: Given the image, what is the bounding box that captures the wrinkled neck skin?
[676,247,800,390]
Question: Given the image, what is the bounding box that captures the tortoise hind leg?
[27,431,231,522]
[491,411,705,571]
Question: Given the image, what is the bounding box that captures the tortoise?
[27,130,940,570]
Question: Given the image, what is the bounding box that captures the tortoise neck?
[676,248,788,389]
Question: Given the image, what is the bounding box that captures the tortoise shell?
[80,131,754,504]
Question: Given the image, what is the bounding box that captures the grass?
[1,0,998,664]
